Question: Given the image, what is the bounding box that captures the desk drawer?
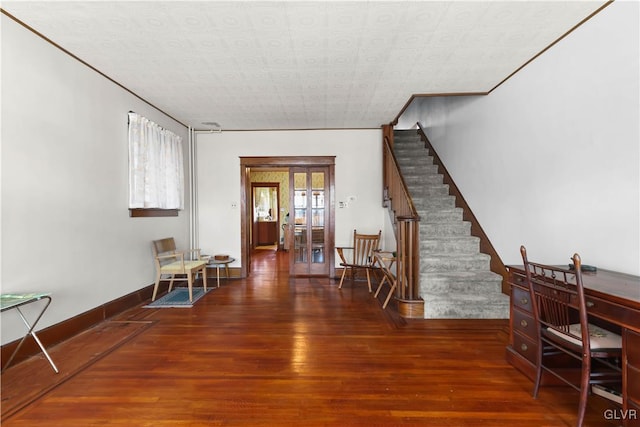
[513,308,536,340]
[513,331,537,364]
[512,286,532,313]
[509,271,528,288]
[584,296,640,331]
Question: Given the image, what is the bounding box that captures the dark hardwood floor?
[1,249,617,426]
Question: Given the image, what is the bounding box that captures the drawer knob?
[586,301,595,308]
[520,343,528,352]
[520,319,528,328]
[520,297,528,305]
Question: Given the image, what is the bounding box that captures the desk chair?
[152,238,208,302]
[520,246,622,427]
[336,230,381,292]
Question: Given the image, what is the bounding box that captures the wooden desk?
[506,266,640,425]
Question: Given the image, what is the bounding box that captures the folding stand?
[1,293,59,373]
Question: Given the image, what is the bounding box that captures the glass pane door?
[293,172,308,265]
[311,172,325,266]
[290,167,329,276]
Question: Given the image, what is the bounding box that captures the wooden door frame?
[240,156,335,278]
[251,182,280,249]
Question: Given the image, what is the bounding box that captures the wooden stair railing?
[382,124,423,318]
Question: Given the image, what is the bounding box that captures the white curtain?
[128,112,184,209]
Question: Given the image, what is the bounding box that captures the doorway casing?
[240,156,335,278]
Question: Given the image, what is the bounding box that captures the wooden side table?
[206,258,235,287]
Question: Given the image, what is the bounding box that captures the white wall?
[196,129,388,268]
[398,1,639,275]
[1,15,191,344]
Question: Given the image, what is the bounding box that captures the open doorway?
[240,157,335,278]
[251,182,280,251]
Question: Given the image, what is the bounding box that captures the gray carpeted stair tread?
[420,271,504,294]
[416,208,464,222]
[420,254,492,272]
[420,236,481,254]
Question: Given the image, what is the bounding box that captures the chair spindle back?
[521,246,589,347]
[353,230,381,266]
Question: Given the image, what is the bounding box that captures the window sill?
[129,209,179,217]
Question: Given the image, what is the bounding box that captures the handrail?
[382,130,419,219]
[381,125,422,317]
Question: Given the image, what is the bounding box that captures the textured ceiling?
[2,1,608,130]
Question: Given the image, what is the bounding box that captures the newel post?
[395,216,424,318]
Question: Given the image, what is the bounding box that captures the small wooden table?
[206,258,235,287]
[1,293,59,373]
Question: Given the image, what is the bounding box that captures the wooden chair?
[520,246,622,427]
[336,230,381,292]
[152,238,208,302]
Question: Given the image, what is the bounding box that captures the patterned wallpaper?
[250,171,290,228]
[293,172,324,189]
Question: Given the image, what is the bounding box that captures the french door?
[289,167,330,276]
[240,156,334,279]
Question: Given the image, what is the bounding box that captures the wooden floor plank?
[0,249,617,426]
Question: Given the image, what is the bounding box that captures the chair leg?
[532,348,543,399]
[365,268,372,293]
[338,268,348,288]
[374,276,388,298]
[168,275,175,293]
[576,364,591,427]
[187,272,194,302]
[382,282,397,309]
[370,267,382,287]
[202,265,208,292]
[152,272,162,301]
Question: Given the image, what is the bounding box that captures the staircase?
[392,130,509,319]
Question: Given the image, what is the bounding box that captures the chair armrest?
[156,253,183,261]
[335,247,353,264]
[156,252,185,269]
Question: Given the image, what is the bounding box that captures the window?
[128,112,184,216]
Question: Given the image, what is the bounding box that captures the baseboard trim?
[1,284,155,370]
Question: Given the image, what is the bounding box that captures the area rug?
[143,287,210,308]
